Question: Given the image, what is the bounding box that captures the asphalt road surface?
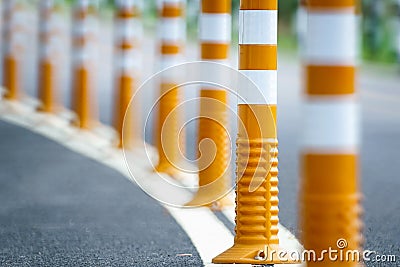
[0,121,202,266]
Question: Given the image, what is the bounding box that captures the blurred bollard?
[37,0,62,112]
[71,0,98,129]
[2,0,24,100]
[113,0,143,149]
[154,0,186,176]
[185,0,232,209]
[299,1,363,266]
[213,0,295,264]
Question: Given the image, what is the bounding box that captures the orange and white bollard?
[185,0,232,208]
[37,0,61,112]
[71,0,97,129]
[213,0,294,264]
[113,0,143,148]
[2,0,23,100]
[154,0,186,175]
[299,1,363,266]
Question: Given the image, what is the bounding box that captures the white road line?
[167,206,234,265]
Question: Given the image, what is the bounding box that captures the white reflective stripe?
[306,12,356,65]
[158,18,185,43]
[115,18,143,42]
[162,0,184,5]
[40,40,62,59]
[200,65,230,91]
[73,23,88,37]
[159,55,183,82]
[73,17,96,37]
[199,13,231,43]
[296,6,307,39]
[116,0,136,9]
[159,54,183,70]
[77,0,90,8]
[73,47,91,65]
[116,49,142,71]
[201,59,229,65]
[40,0,54,9]
[239,10,277,45]
[303,99,359,148]
[39,44,51,59]
[40,15,63,34]
[9,32,25,53]
[39,20,49,34]
[238,70,277,104]
[12,10,28,26]
[116,0,143,10]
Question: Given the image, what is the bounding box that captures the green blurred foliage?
[361,0,399,63]
[54,0,400,63]
[278,0,298,23]
[274,0,400,63]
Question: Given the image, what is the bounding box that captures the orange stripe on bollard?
[299,152,363,266]
[238,104,277,139]
[155,83,182,175]
[202,0,231,13]
[116,7,140,18]
[37,60,54,112]
[114,75,135,148]
[118,42,135,50]
[307,0,356,9]
[185,90,232,209]
[239,45,277,70]
[161,5,183,17]
[306,65,355,95]
[3,56,19,100]
[72,67,93,129]
[302,153,358,194]
[240,0,277,10]
[299,192,363,266]
[201,43,229,60]
[74,9,87,20]
[161,44,181,54]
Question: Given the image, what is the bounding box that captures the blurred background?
[2,0,399,153]
[89,0,400,63]
[2,0,400,112]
